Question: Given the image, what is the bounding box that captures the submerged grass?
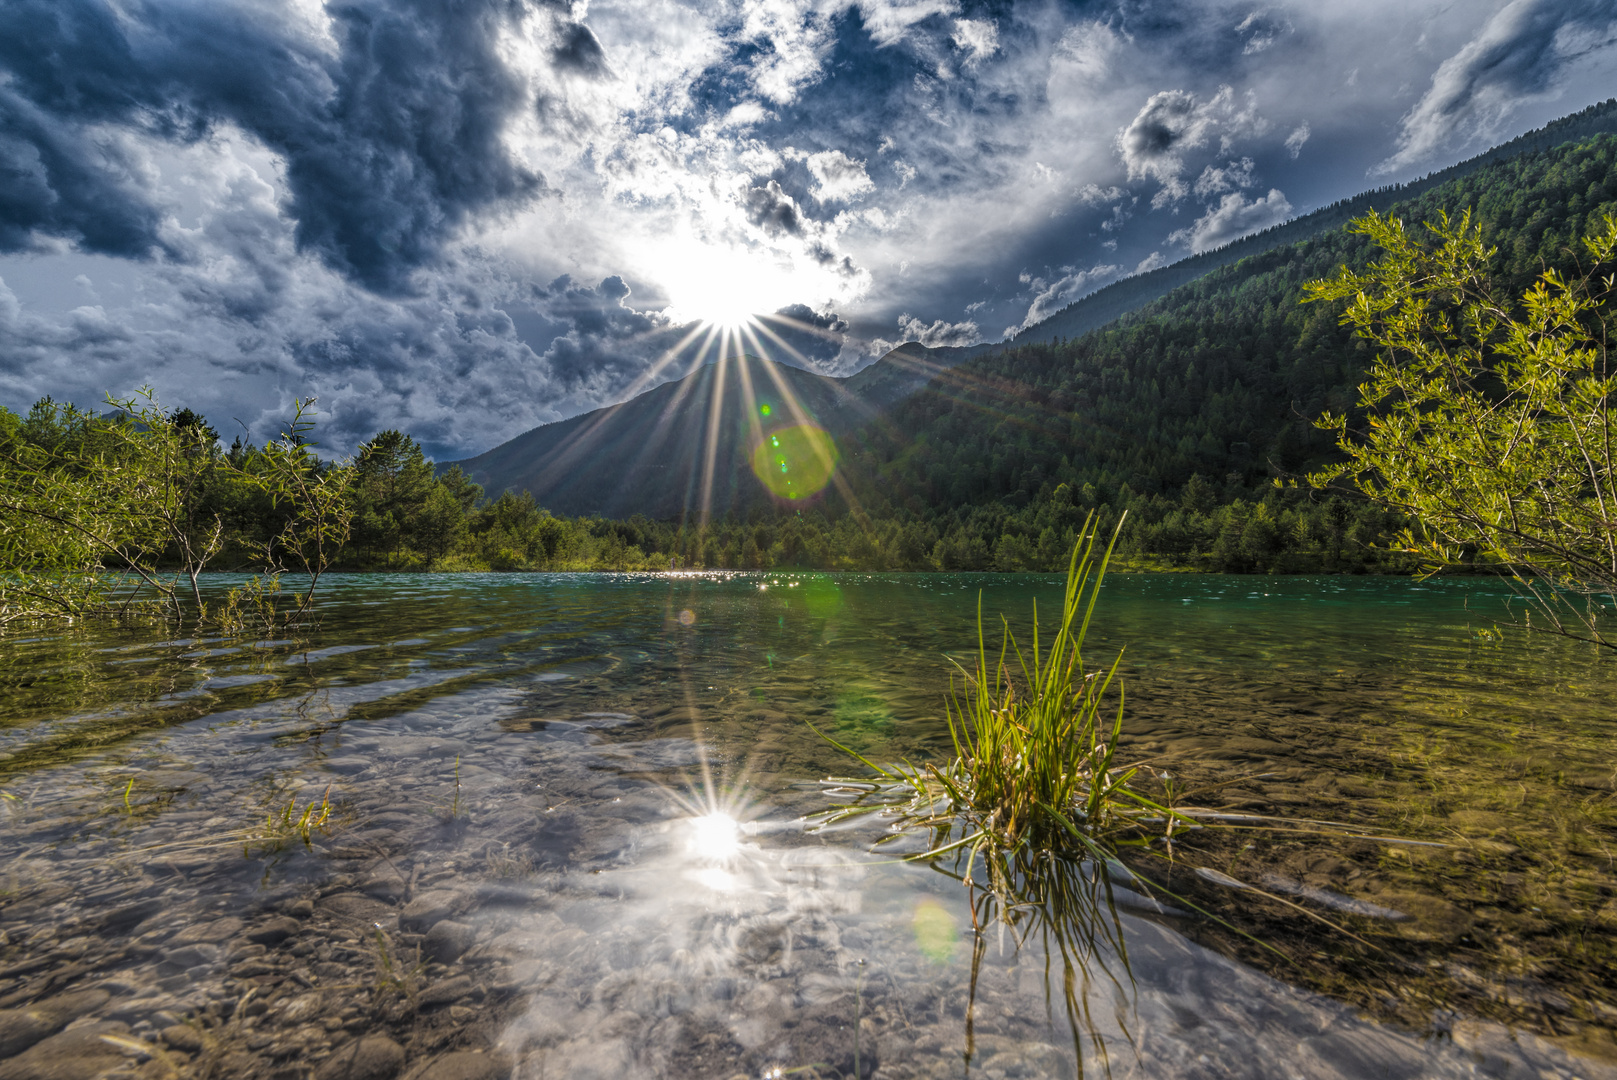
[811,512,1177,878]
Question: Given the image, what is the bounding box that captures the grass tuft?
[811,511,1176,876]
[245,787,333,855]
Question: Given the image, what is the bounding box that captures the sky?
[2,0,1615,459]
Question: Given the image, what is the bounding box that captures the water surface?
[1,573,1613,1079]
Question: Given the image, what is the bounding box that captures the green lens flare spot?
[750,424,838,500]
[759,404,772,417]
[913,899,958,964]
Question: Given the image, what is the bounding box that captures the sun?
[652,238,796,329]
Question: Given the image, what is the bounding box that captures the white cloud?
[1116,86,1265,203]
[1052,21,1125,86]
[1015,263,1122,331]
[1193,157,1255,198]
[895,312,981,346]
[1076,183,1125,206]
[1284,122,1311,158]
[806,150,876,202]
[857,0,959,48]
[1135,250,1169,273]
[1168,188,1293,253]
[740,0,841,105]
[1377,0,1617,174]
[951,18,999,65]
[1237,11,1292,55]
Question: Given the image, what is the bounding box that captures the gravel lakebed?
[3,687,1613,1080]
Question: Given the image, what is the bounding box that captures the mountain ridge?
[448,106,1617,521]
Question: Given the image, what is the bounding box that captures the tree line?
[0,388,1411,607]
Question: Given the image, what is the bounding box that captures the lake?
[0,572,1613,1079]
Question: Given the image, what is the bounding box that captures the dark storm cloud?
[760,304,848,366]
[742,180,805,237]
[0,85,170,258]
[553,22,609,77]
[0,0,569,293]
[529,274,681,389]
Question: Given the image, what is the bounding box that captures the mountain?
[841,342,980,410]
[720,98,1617,409]
[448,340,989,517]
[842,131,1617,516]
[450,111,1617,526]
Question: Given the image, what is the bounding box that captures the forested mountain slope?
[836,133,1617,527]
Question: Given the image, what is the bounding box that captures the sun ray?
[475,320,719,507]
[741,322,868,517]
[696,333,736,527]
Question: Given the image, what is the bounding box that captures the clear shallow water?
[0,572,1614,1079]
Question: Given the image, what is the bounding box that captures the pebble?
[96,899,165,935]
[104,995,181,1024]
[159,943,220,972]
[420,976,475,1007]
[315,1035,406,1080]
[288,900,316,919]
[161,1024,205,1053]
[399,891,460,933]
[248,916,303,945]
[404,1051,513,1080]
[361,870,408,903]
[170,917,244,946]
[320,894,394,924]
[422,921,477,964]
[281,993,325,1024]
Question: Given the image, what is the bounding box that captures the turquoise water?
[0,573,1613,1077]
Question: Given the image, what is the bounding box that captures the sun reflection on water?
[688,811,741,862]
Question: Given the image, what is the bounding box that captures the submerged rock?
[316,1035,406,1080]
[422,921,477,964]
[160,1023,205,1053]
[247,916,302,945]
[0,1020,131,1080]
[403,1051,513,1080]
[169,917,243,946]
[400,891,461,933]
[0,989,111,1058]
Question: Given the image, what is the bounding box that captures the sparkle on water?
[687,811,741,863]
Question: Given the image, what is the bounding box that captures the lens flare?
[749,424,839,501]
[913,899,958,964]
